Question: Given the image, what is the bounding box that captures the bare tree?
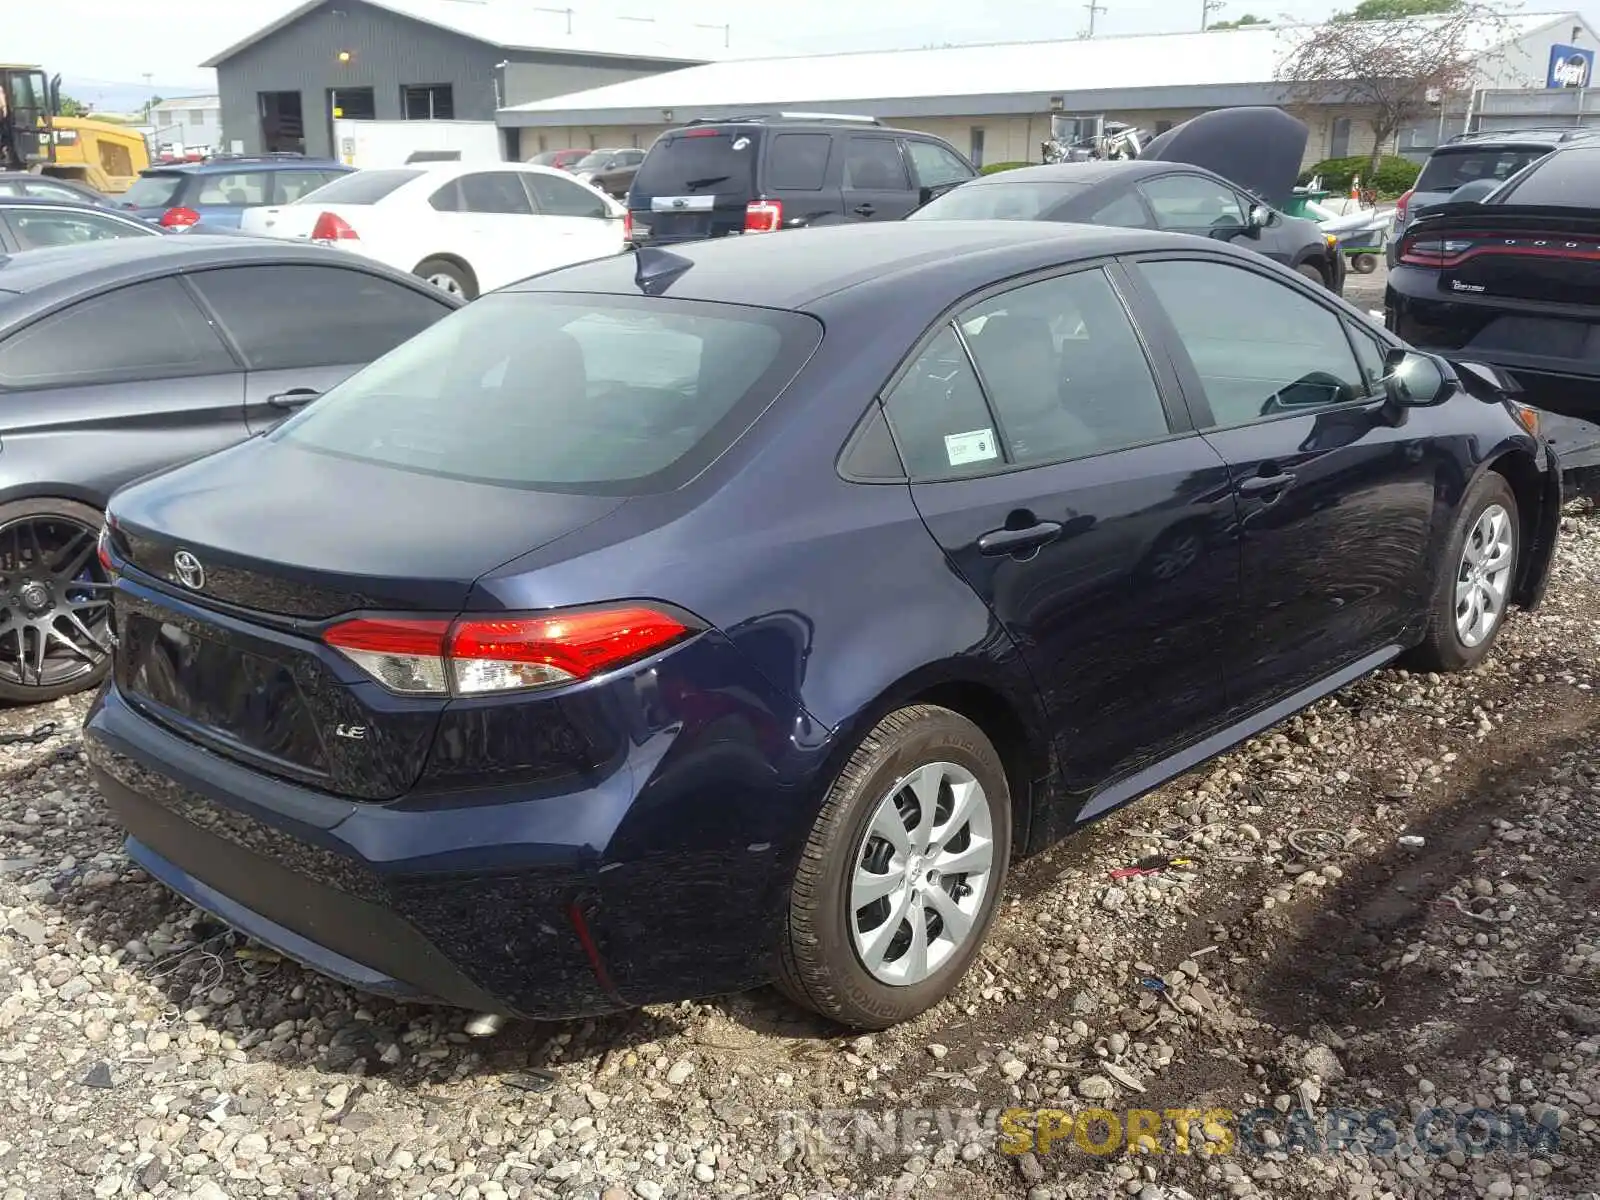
[1278,3,1507,175]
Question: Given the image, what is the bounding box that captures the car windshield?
[1415,147,1551,193]
[631,130,760,202]
[292,169,421,205]
[122,173,185,208]
[271,292,823,495]
[909,180,1085,221]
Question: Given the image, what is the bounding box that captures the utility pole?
[1084,0,1107,37]
[1201,0,1225,31]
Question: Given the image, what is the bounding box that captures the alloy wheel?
[849,761,996,986]
[0,515,113,690]
[1455,502,1514,649]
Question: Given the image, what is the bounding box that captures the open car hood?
[1139,107,1309,208]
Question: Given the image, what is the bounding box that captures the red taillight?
[159,206,200,229]
[623,209,633,240]
[322,605,694,696]
[311,211,359,243]
[745,199,783,233]
[1396,228,1600,268]
[1395,189,1413,224]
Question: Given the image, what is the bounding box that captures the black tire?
[1407,472,1519,673]
[776,704,1012,1029]
[1296,261,1327,287]
[1353,253,1378,274]
[0,497,113,704]
[414,257,478,300]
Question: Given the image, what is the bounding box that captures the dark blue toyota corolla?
[86,221,1560,1030]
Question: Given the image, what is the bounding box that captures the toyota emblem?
[173,550,205,591]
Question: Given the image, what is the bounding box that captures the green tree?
[1335,0,1461,22]
[56,93,89,117]
[1209,14,1271,29]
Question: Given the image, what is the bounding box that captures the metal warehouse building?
[203,0,738,161]
[497,11,1597,170]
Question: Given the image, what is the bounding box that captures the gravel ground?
[3,500,1599,1200]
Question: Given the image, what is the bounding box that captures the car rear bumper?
[86,654,823,1018]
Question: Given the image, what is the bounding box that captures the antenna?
[1084,1,1107,37]
[633,246,694,296]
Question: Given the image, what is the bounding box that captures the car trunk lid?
[628,126,762,242]
[1137,106,1307,207]
[1397,203,1600,306]
[107,437,624,799]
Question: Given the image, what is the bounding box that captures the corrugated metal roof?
[499,12,1570,120]
[203,0,745,68]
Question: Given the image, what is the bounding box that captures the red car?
[528,149,587,172]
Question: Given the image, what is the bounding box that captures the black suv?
[626,114,976,246]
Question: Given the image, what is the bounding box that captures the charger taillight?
[1395,188,1413,224]
[322,605,696,696]
[745,199,783,233]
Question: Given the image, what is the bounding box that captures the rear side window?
[189,265,450,372]
[194,171,271,206]
[765,133,832,191]
[0,278,234,390]
[272,293,822,494]
[880,325,997,481]
[632,130,760,202]
[909,180,1081,221]
[296,169,422,205]
[459,172,534,215]
[843,136,910,190]
[1492,149,1600,207]
[123,173,186,208]
[1415,148,1549,192]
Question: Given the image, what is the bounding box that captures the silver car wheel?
[1455,502,1515,648]
[426,272,464,297]
[849,761,995,987]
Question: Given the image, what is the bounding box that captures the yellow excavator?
[1,63,150,194]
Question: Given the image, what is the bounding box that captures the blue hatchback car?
[88,222,1560,1030]
[118,155,353,231]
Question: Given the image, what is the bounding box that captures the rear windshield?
[632,130,760,202]
[1415,147,1551,193]
[909,180,1083,221]
[1492,148,1600,207]
[272,292,822,494]
[123,173,186,208]
[293,169,422,205]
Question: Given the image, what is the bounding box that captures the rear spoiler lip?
[1408,201,1600,232]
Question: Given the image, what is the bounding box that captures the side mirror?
[1382,348,1452,407]
[1248,204,1272,229]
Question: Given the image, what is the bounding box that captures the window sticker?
[944,427,998,467]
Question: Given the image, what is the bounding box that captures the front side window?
[271,294,822,494]
[3,208,153,249]
[525,173,608,219]
[1138,259,1365,428]
[1139,174,1247,231]
[958,270,1171,465]
[189,265,449,372]
[0,279,233,390]
[906,140,974,189]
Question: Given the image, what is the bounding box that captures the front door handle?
[267,388,321,410]
[978,521,1063,556]
[853,203,876,217]
[1236,472,1296,496]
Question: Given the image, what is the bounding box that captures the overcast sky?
[7,0,1595,91]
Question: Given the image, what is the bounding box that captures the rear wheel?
[1408,472,1519,673]
[777,705,1012,1029]
[0,498,113,703]
[415,257,478,300]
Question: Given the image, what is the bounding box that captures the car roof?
[146,158,349,175]
[1435,128,1600,150]
[515,220,1215,311]
[961,161,1198,187]
[0,196,126,211]
[0,234,379,299]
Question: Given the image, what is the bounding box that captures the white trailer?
[331,119,503,169]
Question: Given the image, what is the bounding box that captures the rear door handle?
[1236,472,1296,496]
[853,203,876,217]
[978,521,1063,556]
[267,388,321,409]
